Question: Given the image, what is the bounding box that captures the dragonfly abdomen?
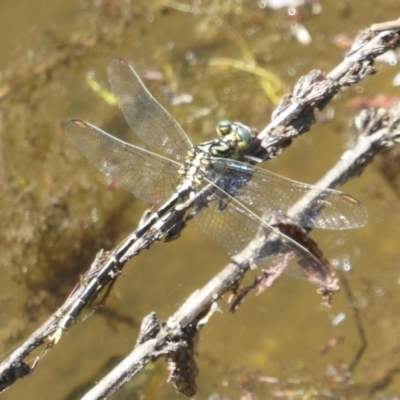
[50,180,197,343]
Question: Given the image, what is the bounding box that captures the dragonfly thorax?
[179,147,212,184]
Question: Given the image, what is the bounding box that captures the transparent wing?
[107,58,192,160]
[194,185,336,288]
[207,158,368,230]
[65,119,181,205]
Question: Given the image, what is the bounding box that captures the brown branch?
[250,18,400,160]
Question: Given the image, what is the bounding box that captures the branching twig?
[251,19,400,160]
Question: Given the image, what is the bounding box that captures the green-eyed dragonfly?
[54,58,367,342]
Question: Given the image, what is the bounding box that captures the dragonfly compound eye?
[233,123,253,150]
[217,120,232,137]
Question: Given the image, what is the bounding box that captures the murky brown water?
[1,0,400,399]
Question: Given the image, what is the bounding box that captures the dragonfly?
[53,58,368,343]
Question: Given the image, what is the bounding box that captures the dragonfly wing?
[193,183,336,290]
[107,58,192,160]
[65,119,181,205]
[207,158,368,230]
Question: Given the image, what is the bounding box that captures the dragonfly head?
[216,120,253,151]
